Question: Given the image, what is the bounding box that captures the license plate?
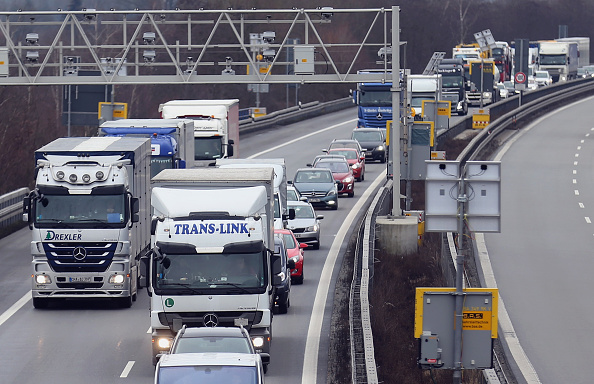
[366,151,373,156]
[69,276,92,283]
[308,198,320,202]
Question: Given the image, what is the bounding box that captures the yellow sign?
[472,112,490,129]
[414,287,499,339]
[386,120,392,144]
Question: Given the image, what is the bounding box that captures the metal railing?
[0,187,29,230]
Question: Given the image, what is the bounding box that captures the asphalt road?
[0,106,390,383]
[485,95,594,383]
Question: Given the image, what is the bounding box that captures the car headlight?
[156,337,172,350]
[376,145,384,151]
[343,176,354,183]
[351,163,360,169]
[252,336,264,348]
[483,92,491,98]
[306,224,319,232]
[290,255,300,263]
[327,189,336,196]
[35,274,51,284]
[109,274,126,284]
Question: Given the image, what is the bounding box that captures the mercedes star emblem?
[72,246,87,261]
[376,112,383,120]
[203,313,219,327]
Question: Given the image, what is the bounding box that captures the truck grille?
[361,110,393,128]
[42,242,117,272]
[158,311,263,330]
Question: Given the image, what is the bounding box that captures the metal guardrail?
[351,179,392,384]
[0,187,29,230]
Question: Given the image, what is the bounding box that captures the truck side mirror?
[227,140,234,157]
[22,197,32,227]
[177,159,186,169]
[131,197,140,223]
[288,208,295,220]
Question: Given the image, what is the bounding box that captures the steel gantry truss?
[0,7,395,85]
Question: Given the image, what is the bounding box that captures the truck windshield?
[151,157,174,178]
[195,137,223,160]
[156,252,266,291]
[441,75,464,88]
[157,365,258,384]
[540,54,566,65]
[410,96,436,109]
[35,194,126,228]
[358,89,392,107]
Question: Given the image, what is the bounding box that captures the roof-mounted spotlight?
[262,49,276,62]
[26,33,39,45]
[143,50,156,63]
[143,32,156,45]
[222,56,235,75]
[320,7,334,21]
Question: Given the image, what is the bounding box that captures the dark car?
[273,236,292,314]
[291,168,338,210]
[313,158,355,197]
[351,128,386,162]
[327,148,365,181]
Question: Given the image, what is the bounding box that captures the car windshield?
[535,72,548,79]
[352,130,383,142]
[329,150,357,160]
[315,161,350,173]
[282,233,296,249]
[328,142,359,151]
[173,336,252,354]
[158,365,258,384]
[287,189,299,201]
[295,170,333,183]
[290,205,315,219]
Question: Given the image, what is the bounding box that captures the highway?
[0,106,390,383]
[485,95,594,383]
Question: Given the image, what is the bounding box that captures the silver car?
[286,201,324,249]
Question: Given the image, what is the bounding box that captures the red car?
[275,228,307,284]
[328,148,365,181]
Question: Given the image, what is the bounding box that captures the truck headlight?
[156,337,172,350]
[252,336,264,348]
[109,274,126,284]
[35,274,51,284]
[483,92,491,98]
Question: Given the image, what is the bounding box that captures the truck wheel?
[32,298,49,309]
[117,294,133,308]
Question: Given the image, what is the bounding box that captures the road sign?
[514,71,526,84]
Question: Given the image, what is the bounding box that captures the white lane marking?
[247,119,358,158]
[577,146,582,150]
[586,217,591,224]
[581,139,585,143]
[0,291,31,327]
[573,179,577,184]
[120,361,135,378]
[575,153,579,157]
[575,190,580,195]
[573,170,577,174]
[301,172,385,384]
[574,161,579,166]
[579,202,585,208]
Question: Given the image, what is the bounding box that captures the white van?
[155,352,265,383]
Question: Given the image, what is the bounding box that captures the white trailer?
[538,41,578,82]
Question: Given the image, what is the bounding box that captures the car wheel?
[263,364,269,374]
[313,241,320,250]
[296,272,304,284]
[348,191,354,198]
[361,172,364,181]
[32,298,49,309]
[331,204,338,210]
[380,156,386,163]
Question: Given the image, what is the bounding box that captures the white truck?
[158,99,240,166]
[147,168,280,372]
[538,40,578,82]
[556,37,590,69]
[407,74,443,119]
[99,118,194,178]
[23,137,151,308]
[215,158,288,229]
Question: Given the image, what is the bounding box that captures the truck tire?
[32,298,49,309]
